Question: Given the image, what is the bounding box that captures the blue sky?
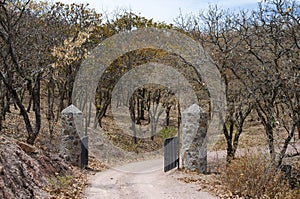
[54,0,261,23]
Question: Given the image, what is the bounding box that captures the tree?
[94,11,173,128]
[175,6,253,161]
[0,1,101,144]
[49,2,102,113]
[0,0,57,144]
[230,0,300,165]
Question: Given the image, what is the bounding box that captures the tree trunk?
[277,123,296,167]
[151,90,162,140]
[150,122,154,140]
[165,106,171,126]
[136,94,141,125]
[129,96,137,144]
[67,78,73,107]
[97,97,111,128]
[297,120,300,140]
[27,75,42,145]
[0,72,35,144]
[256,108,276,162]
[57,83,65,118]
[26,95,32,113]
[47,71,55,142]
[177,101,181,141]
[140,88,145,120]
[26,80,33,113]
[232,129,242,158]
[146,91,151,124]
[266,124,275,162]
[224,122,234,163]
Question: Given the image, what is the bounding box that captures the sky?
[53,0,261,23]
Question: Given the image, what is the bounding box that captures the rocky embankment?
[0,136,69,198]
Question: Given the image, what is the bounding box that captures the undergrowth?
[220,151,300,199]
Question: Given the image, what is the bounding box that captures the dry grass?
[101,106,178,153]
[220,151,300,199]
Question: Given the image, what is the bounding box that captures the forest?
[0,0,299,198]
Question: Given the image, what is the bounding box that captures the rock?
[0,135,69,199]
[16,140,38,154]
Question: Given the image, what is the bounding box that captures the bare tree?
[230,0,300,164]
[175,6,253,161]
[0,0,53,144]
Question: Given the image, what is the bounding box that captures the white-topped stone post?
[181,104,208,173]
[60,105,85,167]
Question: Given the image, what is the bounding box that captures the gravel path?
[85,130,300,199]
[84,158,217,199]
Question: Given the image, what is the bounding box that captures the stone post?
[60,105,86,167]
[181,104,208,173]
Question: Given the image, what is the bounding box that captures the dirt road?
[85,158,217,199]
[85,140,300,199]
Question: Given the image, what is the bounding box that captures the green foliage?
[103,131,117,139]
[157,126,177,140]
[108,11,173,34]
[48,174,73,190]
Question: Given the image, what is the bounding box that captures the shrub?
[220,151,299,199]
[158,126,177,141]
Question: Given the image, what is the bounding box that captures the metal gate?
[81,136,88,169]
[164,137,179,172]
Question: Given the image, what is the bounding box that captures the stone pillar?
[181,104,208,173]
[60,105,85,167]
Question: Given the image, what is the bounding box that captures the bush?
[220,151,299,199]
[158,126,177,140]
